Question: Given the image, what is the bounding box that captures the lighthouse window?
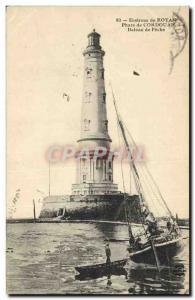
[89,36,93,46]
[108,161,112,169]
[104,120,108,131]
[82,158,86,166]
[84,119,91,131]
[85,92,92,103]
[96,159,101,169]
[101,69,104,79]
[86,67,92,78]
[109,175,112,181]
[103,93,106,103]
[83,175,86,183]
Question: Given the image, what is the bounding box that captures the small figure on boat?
[105,243,111,264]
[146,220,163,237]
[167,220,172,231]
[134,237,143,250]
[167,219,179,237]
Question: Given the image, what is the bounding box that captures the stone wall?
[39,193,141,223]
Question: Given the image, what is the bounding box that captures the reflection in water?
[127,261,186,295]
[75,267,127,281]
[75,260,186,295]
[107,274,112,286]
[94,222,124,240]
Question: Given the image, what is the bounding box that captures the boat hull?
[129,238,184,265]
[75,259,127,278]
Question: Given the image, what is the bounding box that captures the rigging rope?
[123,121,174,219]
[116,120,126,193]
[135,162,167,214]
[116,119,129,224]
[137,166,166,217]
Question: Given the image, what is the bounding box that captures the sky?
[6,6,189,218]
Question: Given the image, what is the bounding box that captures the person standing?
[105,243,111,264]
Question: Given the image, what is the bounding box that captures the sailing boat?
[111,85,184,267]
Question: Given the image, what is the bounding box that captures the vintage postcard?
[6,6,190,295]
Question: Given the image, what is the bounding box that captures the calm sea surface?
[6,222,189,295]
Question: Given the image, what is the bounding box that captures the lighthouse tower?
[72,30,118,196]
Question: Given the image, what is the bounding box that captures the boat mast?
[110,84,145,203]
[33,199,36,223]
[49,160,51,197]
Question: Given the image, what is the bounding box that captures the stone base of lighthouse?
[39,193,141,223]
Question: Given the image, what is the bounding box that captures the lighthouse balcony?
[71,182,118,196]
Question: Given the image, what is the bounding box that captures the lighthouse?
[72,30,118,196]
[39,30,140,221]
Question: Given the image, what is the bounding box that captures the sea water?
[6,222,189,295]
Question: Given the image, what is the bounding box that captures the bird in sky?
[63,93,70,102]
[133,70,140,76]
